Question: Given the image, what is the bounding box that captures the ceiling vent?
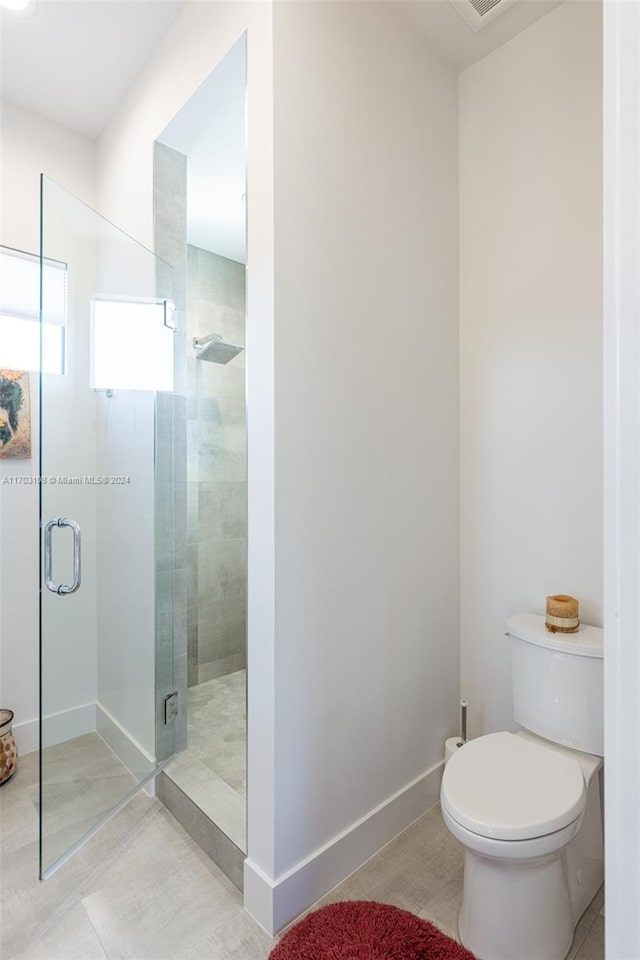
[449,0,519,33]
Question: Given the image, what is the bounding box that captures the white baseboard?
[96,702,156,780]
[13,702,96,756]
[13,702,157,786]
[244,758,444,935]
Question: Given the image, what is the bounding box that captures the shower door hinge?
[163,300,177,331]
[163,692,178,725]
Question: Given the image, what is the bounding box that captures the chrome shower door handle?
[44,518,82,595]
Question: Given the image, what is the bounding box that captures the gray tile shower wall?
[187,245,247,686]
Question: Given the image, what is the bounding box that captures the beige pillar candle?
[546,594,580,633]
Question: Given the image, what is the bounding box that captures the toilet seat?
[441,800,583,861]
[441,731,586,841]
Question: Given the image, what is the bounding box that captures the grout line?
[571,906,600,960]
[176,902,249,960]
[1,797,154,960]
[574,912,604,960]
[80,900,111,960]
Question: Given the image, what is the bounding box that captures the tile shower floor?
[1,743,604,960]
[164,669,246,850]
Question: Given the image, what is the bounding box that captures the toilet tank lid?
[506,613,603,659]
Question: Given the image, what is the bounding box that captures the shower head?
[193,333,244,364]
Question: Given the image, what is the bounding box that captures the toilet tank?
[506,613,604,757]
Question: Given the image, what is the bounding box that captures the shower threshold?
[157,670,246,888]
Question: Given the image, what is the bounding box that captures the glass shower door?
[39,176,176,878]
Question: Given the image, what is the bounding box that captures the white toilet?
[441,613,604,960]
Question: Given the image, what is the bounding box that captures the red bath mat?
[269,901,476,959]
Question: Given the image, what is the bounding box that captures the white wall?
[269,0,459,917]
[95,388,157,763]
[459,1,603,738]
[0,101,95,255]
[603,1,640,954]
[0,101,96,753]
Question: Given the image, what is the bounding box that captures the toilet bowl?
[440,614,604,960]
[441,732,603,960]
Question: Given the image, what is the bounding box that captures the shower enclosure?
[150,36,248,877]
[38,177,177,877]
[155,229,248,868]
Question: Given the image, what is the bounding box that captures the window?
[91,298,174,392]
[0,245,67,374]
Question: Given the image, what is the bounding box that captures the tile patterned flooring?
[38,735,140,872]
[186,672,246,796]
[1,745,604,960]
[164,671,246,851]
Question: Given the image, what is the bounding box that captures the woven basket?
[0,709,18,785]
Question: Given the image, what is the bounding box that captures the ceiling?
[0,0,185,139]
[0,0,563,260]
[395,0,564,71]
[158,37,246,265]
[0,0,566,146]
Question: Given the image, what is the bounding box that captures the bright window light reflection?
[0,246,67,375]
[92,299,174,392]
